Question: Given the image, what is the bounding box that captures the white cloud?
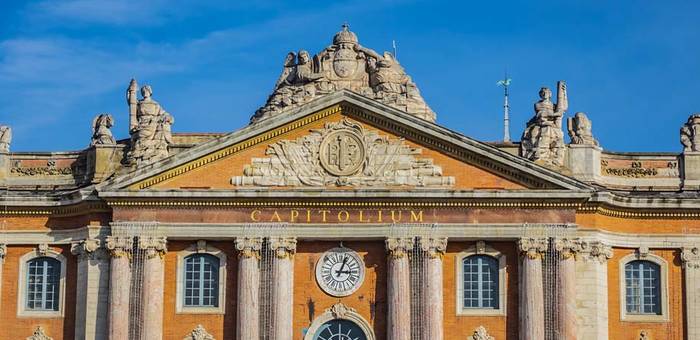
[31,0,173,25]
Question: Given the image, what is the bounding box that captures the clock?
[315,247,365,297]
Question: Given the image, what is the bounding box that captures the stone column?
[270,237,297,340]
[575,242,612,339]
[105,236,133,340]
[235,237,263,340]
[682,247,700,339]
[554,238,583,340]
[386,237,414,340]
[139,236,167,340]
[419,237,447,340]
[72,239,110,340]
[0,244,5,305]
[518,237,547,340]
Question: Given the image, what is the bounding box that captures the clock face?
[316,248,365,297]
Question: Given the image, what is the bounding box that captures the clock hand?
[335,257,349,277]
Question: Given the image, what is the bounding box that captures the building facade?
[1,26,699,340]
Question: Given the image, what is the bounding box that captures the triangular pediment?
[99,90,591,193]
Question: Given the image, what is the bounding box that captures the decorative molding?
[105,236,133,258]
[469,326,495,340]
[639,330,650,340]
[37,243,49,256]
[269,237,297,259]
[235,237,263,259]
[26,326,53,340]
[0,244,6,260]
[303,302,376,340]
[681,247,700,269]
[583,241,613,263]
[385,237,414,258]
[419,237,447,258]
[231,118,454,187]
[138,236,167,258]
[195,240,207,253]
[70,238,104,261]
[330,302,354,319]
[475,240,486,254]
[637,246,650,259]
[183,324,215,340]
[554,238,584,259]
[518,237,548,259]
[11,165,73,177]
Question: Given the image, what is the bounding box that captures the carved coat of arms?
[231,119,454,187]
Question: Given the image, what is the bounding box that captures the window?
[17,248,66,317]
[619,252,669,322]
[184,254,219,307]
[456,242,506,316]
[625,260,661,315]
[26,257,61,311]
[176,241,227,314]
[463,255,499,309]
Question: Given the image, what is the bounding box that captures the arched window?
[183,254,220,307]
[462,255,499,309]
[26,257,61,311]
[625,260,661,315]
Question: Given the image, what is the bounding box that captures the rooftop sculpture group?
[125,79,174,166]
[252,24,436,123]
[681,114,700,152]
[0,125,11,153]
[520,81,568,167]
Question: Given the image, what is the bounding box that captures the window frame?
[619,252,669,322]
[17,248,67,318]
[176,241,227,314]
[455,243,507,316]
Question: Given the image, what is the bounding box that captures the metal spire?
[496,72,512,143]
[392,39,398,59]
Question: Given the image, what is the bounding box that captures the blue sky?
[0,0,698,152]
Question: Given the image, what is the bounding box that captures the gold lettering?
[270,210,282,222]
[250,210,261,222]
[306,209,312,222]
[319,210,330,222]
[359,210,370,223]
[338,210,350,222]
[377,210,383,222]
[290,210,299,223]
[391,210,402,223]
[410,210,423,222]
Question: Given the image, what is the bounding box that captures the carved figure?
[681,113,700,152]
[125,80,174,165]
[520,81,568,167]
[567,112,598,146]
[469,326,495,340]
[232,118,454,187]
[91,114,115,146]
[252,24,435,123]
[0,125,11,152]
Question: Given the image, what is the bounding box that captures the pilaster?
[105,235,133,340]
[682,246,700,338]
[575,241,612,340]
[386,237,414,340]
[139,236,167,340]
[554,238,584,340]
[517,237,547,340]
[71,238,110,340]
[419,237,446,340]
[270,237,297,340]
[235,237,263,340]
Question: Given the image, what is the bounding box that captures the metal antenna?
[392,40,398,59]
[496,71,512,143]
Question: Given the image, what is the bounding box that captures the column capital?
[269,236,297,259]
[138,236,167,259]
[71,238,107,261]
[235,237,263,258]
[554,238,584,259]
[105,235,133,258]
[518,237,548,259]
[582,241,613,263]
[682,247,700,269]
[419,237,447,259]
[386,237,415,258]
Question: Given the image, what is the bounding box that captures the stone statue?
[520,81,568,167]
[252,24,436,123]
[681,113,700,152]
[91,114,115,146]
[567,112,598,146]
[0,125,11,153]
[125,80,174,165]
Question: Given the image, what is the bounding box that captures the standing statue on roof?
[681,113,700,152]
[520,81,568,167]
[91,113,116,146]
[0,125,11,153]
[252,24,436,123]
[125,79,174,166]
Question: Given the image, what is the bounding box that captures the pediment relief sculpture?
[231,118,454,187]
[252,24,435,123]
